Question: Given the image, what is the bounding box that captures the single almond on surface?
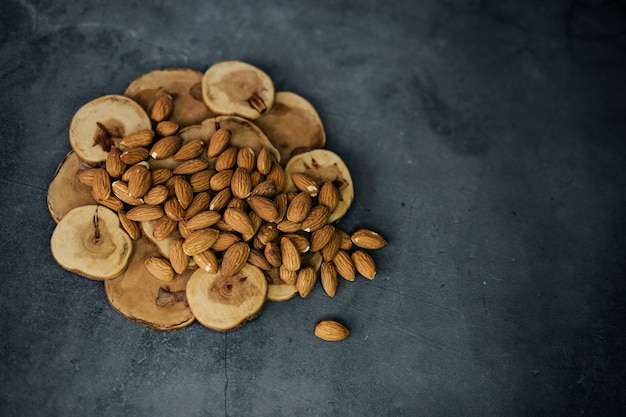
[257,147,274,175]
[152,215,177,240]
[144,257,175,282]
[336,228,353,250]
[223,207,255,236]
[185,192,211,219]
[280,236,301,272]
[247,196,278,222]
[251,180,277,198]
[231,167,252,199]
[187,210,221,230]
[174,139,205,161]
[120,147,149,165]
[266,164,285,192]
[118,211,141,240]
[164,197,185,221]
[237,147,256,171]
[318,181,339,212]
[291,172,319,197]
[95,194,124,212]
[277,219,302,233]
[173,176,194,209]
[169,239,189,274]
[211,231,241,252]
[301,205,330,232]
[279,265,297,285]
[105,148,126,178]
[150,135,182,159]
[314,320,350,342]
[150,168,172,186]
[352,250,376,279]
[296,266,316,298]
[283,233,310,253]
[142,185,169,205]
[189,169,214,192]
[127,165,151,198]
[173,158,210,175]
[221,242,251,277]
[207,128,231,157]
[286,191,312,223]
[156,120,179,137]
[193,249,219,273]
[210,169,233,191]
[76,168,98,186]
[351,228,387,250]
[215,146,238,171]
[209,188,231,212]
[150,93,173,122]
[310,224,335,252]
[91,168,111,201]
[247,248,273,271]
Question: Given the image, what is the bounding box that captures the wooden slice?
[48,151,98,223]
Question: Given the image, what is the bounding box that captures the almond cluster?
[76,99,386,299]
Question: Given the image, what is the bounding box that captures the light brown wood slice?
[254,91,326,165]
[50,205,133,280]
[201,60,274,120]
[69,95,151,166]
[47,151,98,223]
[186,263,267,331]
[124,68,213,128]
[105,239,195,331]
[284,149,354,223]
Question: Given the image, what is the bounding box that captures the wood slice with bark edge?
[50,205,133,280]
[69,95,152,166]
[254,91,326,166]
[124,68,213,128]
[284,149,354,224]
[105,239,195,331]
[201,60,274,120]
[186,263,267,331]
[47,151,98,223]
[178,116,281,164]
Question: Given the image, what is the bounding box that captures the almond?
[215,146,238,171]
[173,158,210,175]
[91,168,111,201]
[150,168,172,186]
[184,192,212,219]
[301,205,330,232]
[209,188,232,212]
[257,147,274,175]
[169,239,189,274]
[144,257,175,281]
[173,176,193,209]
[320,261,338,297]
[150,93,173,122]
[210,169,233,191]
[249,170,264,188]
[351,229,387,250]
[121,161,150,182]
[296,266,316,298]
[126,204,164,221]
[155,120,179,137]
[321,231,340,262]
[182,228,219,256]
[150,135,182,159]
[247,196,278,222]
[280,236,301,272]
[283,233,310,253]
[174,139,206,161]
[257,222,279,245]
[318,181,339,212]
[193,249,218,273]
[142,185,169,205]
[237,147,256,171]
[231,167,252,199]
[105,148,126,178]
[223,207,255,236]
[207,128,231,158]
[291,172,319,197]
[127,165,151,198]
[314,320,350,342]
[286,192,312,223]
[247,248,272,271]
[153,215,177,240]
[336,228,353,250]
[251,180,277,198]
[266,164,286,192]
[264,241,282,267]
[274,193,287,222]
[333,250,355,281]
[178,219,192,239]
[279,265,297,285]
[189,169,214,192]
[118,211,141,240]
[221,242,250,276]
[352,249,377,279]
[211,232,241,252]
[112,180,143,206]
[277,219,302,233]
[310,225,335,252]
[120,147,149,165]
[120,129,154,148]
[95,194,124,212]
[76,168,98,186]
[187,210,221,230]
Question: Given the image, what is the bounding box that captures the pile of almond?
[48,61,387,340]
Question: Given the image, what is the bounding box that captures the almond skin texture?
[142,185,169,205]
[247,248,272,271]
[333,250,355,281]
[150,93,173,122]
[156,120,179,137]
[280,236,301,272]
[264,241,282,267]
[120,147,149,165]
[251,180,277,198]
[352,250,377,279]
[185,192,212,219]
[247,196,278,222]
[173,158,210,175]
[310,224,335,252]
[318,181,339,212]
[266,164,286,192]
[223,207,255,236]
[144,257,175,282]
[120,129,155,148]
[152,215,177,240]
[221,242,251,277]
[207,128,231,158]
[211,232,241,252]
[209,188,232,212]
[237,147,256,171]
[169,239,189,274]
[257,147,274,175]
[314,320,350,342]
[150,135,182,159]
[150,168,172,186]
[127,165,151,198]
[210,169,233,191]
[174,139,205,161]
[193,249,219,273]
[118,211,141,240]
[296,266,316,298]
[351,229,388,250]
[126,204,164,221]
[291,172,319,197]
[301,205,330,232]
[279,265,297,285]
[286,192,312,223]
[91,168,111,201]
[231,167,252,199]
[106,148,127,178]
[182,228,219,256]
[215,146,238,171]
[320,261,338,297]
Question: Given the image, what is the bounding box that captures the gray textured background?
[1,0,625,416]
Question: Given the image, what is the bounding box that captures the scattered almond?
[352,250,376,279]
[144,257,175,281]
[314,320,350,342]
[351,229,387,250]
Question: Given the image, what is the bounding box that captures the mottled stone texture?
[1,0,625,416]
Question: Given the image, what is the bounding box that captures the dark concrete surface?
[1,0,625,416]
